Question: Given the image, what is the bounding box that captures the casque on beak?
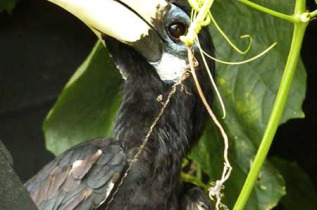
[47,0,170,62]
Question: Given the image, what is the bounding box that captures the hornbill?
[25,0,215,209]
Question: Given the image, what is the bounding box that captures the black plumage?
[25,0,215,209]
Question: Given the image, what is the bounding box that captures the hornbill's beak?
[47,0,170,62]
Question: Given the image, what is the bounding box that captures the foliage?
[42,0,310,209]
[0,0,18,14]
[43,42,122,155]
[271,157,317,210]
[190,0,307,209]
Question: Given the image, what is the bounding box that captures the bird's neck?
[113,75,206,168]
[106,34,209,183]
[110,75,207,208]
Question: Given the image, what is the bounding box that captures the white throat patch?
[150,53,187,82]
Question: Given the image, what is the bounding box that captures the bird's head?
[47,0,216,154]
[47,0,215,85]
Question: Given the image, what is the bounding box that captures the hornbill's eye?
[167,22,187,41]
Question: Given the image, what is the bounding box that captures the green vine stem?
[237,0,299,23]
[233,0,309,209]
[311,9,317,18]
[181,172,208,189]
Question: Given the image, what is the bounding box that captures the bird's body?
[25,0,215,209]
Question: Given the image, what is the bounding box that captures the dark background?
[0,0,316,204]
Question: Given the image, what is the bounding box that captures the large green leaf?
[0,0,18,13]
[271,157,317,210]
[190,0,306,209]
[43,42,122,155]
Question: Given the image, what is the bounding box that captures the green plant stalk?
[238,0,298,23]
[233,0,308,209]
[196,165,203,180]
[311,9,317,18]
[181,172,208,189]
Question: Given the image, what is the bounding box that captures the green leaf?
[190,120,286,210]
[271,157,317,210]
[190,0,306,209]
[0,0,19,13]
[43,42,122,155]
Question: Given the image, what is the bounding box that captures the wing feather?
[25,138,126,210]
